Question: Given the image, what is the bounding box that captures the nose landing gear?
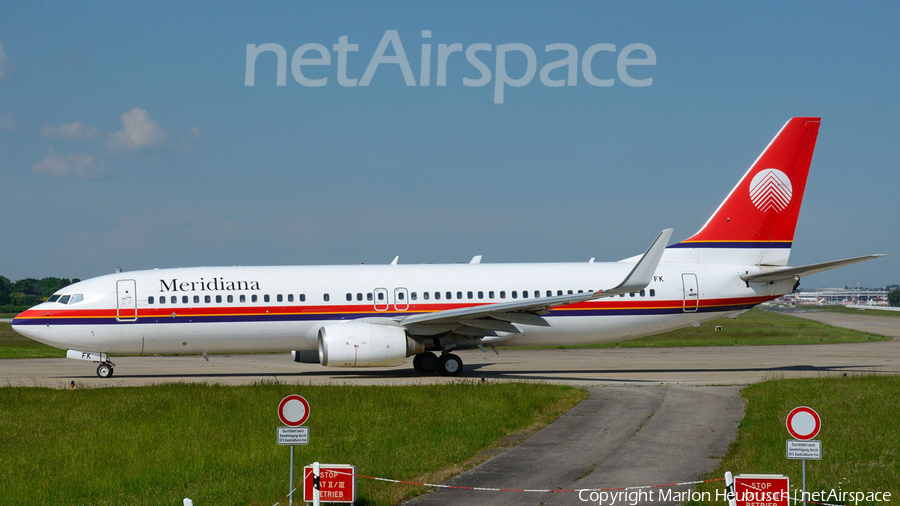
[96,363,114,378]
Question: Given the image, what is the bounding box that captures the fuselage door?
[682,273,699,312]
[374,288,389,311]
[116,279,138,321]
[394,287,409,311]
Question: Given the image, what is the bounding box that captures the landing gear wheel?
[437,353,463,377]
[413,352,438,374]
[97,363,114,378]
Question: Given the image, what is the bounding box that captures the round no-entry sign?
[278,395,310,427]
[786,406,820,440]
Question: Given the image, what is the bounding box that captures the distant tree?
[890,289,900,307]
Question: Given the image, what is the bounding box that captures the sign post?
[786,406,821,501]
[278,395,311,506]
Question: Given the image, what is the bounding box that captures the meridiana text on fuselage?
[159,278,261,293]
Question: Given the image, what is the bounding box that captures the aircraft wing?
[397,229,673,330]
[740,254,884,283]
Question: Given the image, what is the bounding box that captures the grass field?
[801,304,900,319]
[1,307,890,359]
[0,382,586,506]
[686,375,900,505]
[514,307,890,349]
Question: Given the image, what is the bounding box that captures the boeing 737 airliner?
[12,118,881,378]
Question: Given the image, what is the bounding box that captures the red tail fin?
[679,117,820,248]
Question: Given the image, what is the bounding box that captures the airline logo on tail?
[749,168,792,212]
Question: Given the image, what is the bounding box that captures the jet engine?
[318,322,424,367]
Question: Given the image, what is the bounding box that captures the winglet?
[604,229,673,295]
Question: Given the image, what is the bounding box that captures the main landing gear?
[413,351,463,377]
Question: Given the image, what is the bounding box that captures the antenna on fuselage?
[390,256,399,266]
[115,265,122,273]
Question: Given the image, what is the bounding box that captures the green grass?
[0,382,586,506]
[686,375,900,505]
[801,304,900,319]
[0,322,65,358]
[511,307,890,349]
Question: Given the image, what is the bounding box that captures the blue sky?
[1,1,897,288]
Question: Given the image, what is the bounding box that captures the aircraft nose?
[11,318,41,340]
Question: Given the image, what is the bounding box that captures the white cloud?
[108,107,166,150]
[0,112,21,131]
[41,122,101,139]
[0,43,16,80]
[32,147,106,178]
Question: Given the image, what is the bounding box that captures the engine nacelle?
[291,350,320,364]
[318,322,424,367]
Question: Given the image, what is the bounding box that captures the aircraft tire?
[413,352,438,374]
[437,353,463,377]
[97,363,114,378]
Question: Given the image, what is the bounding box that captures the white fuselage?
[12,252,790,356]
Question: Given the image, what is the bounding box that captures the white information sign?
[786,440,821,460]
[277,426,310,445]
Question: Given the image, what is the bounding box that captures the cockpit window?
[58,295,71,304]
[69,294,84,304]
[47,295,61,303]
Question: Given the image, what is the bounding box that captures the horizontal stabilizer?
[740,254,884,283]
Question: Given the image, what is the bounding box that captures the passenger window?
[500,291,506,299]
[205,295,211,303]
[640,290,645,297]
[300,294,306,302]
[158,296,165,305]
[546,290,552,297]
[578,290,583,294]
[478,291,484,299]
[649,289,656,297]
[288,294,294,302]
[148,296,155,304]
[264,294,270,303]
[170,296,177,303]
[435,292,441,300]
[357,293,363,301]
[446,291,452,300]
[323,293,330,302]
[182,296,188,304]
[567,290,573,295]
[557,290,563,296]
[277,294,283,302]
[423,292,429,300]
[620,294,625,298]
[240,295,246,303]
[377,292,384,301]
[512,291,518,299]
[467,291,473,299]
[489,291,495,299]
[411,292,417,301]
[398,292,405,301]
[630,293,635,297]
[216,295,222,303]
[194,295,201,303]
[251,295,257,303]
[367,293,373,301]
[227,295,233,303]
[346,293,352,302]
